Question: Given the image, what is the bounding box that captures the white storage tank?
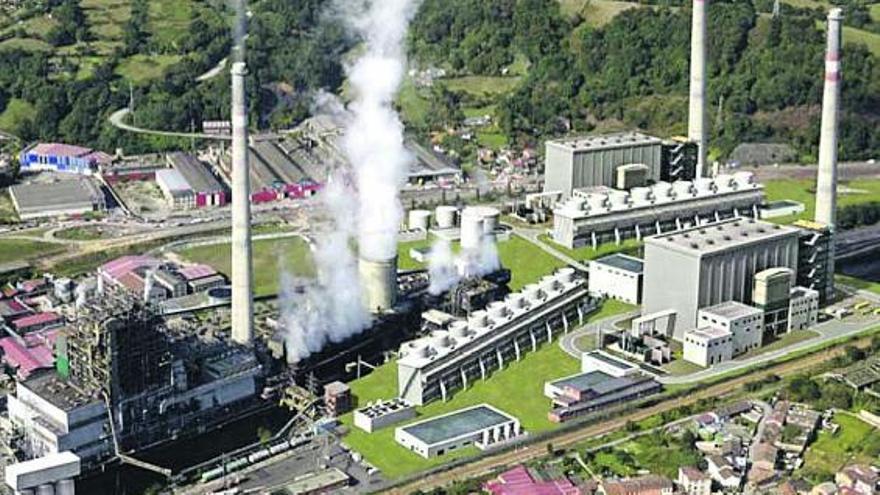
[673,181,696,197]
[460,207,485,250]
[488,302,508,320]
[431,332,452,349]
[56,480,75,495]
[694,178,716,195]
[523,284,542,303]
[608,191,631,208]
[478,206,500,233]
[506,294,525,310]
[714,174,736,191]
[411,343,429,359]
[408,210,432,231]
[652,181,674,199]
[435,206,458,229]
[36,485,54,495]
[734,171,756,187]
[587,193,609,211]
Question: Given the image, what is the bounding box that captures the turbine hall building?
[642,218,800,340]
[551,172,764,249]
[397,268,598,405]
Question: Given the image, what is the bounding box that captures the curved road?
[109,108,231,141]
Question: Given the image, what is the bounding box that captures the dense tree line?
[408,0,879,161]
[838,202,880,230]
[46,0,88,46]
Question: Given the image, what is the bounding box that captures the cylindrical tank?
[468,311,488,329]
[694,178,715,194]
[411,342,429,358]
[523,284,542,303]
[478,206,500,233]
[653,181,674,199]
[36,485,54,495]
[359,256,398,313]
[408,210,432,231]
[56,480,75,495]
[19,490,34,495]
[609,191,631,207]
[540,275,559,293]
[571,198,587,211]
[557,267,575,284]
[435,206,458,229]
[460,208,485,251]
[714,174,736,191]
[734,171,756,187]
[506,294,525,310]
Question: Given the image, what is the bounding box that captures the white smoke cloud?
[280,177,370,363]
[427,235,501,296]
[279,0,421,362]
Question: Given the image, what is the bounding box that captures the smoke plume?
[279,0,421,362]
[427,236,501,296]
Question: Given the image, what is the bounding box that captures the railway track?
[386,336,867,494]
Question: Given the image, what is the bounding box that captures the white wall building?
[588,254,644,304]
[683,326,733,367]
[678,467,711,495]
[394,404,523,459]
[354,399,416,433]
[697,301,764,355]
[788,286,819,331]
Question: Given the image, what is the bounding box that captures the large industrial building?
[8,290,265,468]
[397,268,598,405]
[394,404,524,458]
[155,153,227,209]
[9,179,106,220]
[18,143,112,175]
[588,254,644,304]
[642,218,800,339]
[551,172,764,249]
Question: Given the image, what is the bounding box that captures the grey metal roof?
[156,169,191,193]
[645,218,798,255]
[401,405,514,445]
[10,178,104,212]
[168,152,224,193]
[593,254,644,274]
[546,131,662,152]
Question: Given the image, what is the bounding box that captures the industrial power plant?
[0,0,866,494]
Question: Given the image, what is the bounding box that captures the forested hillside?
[409,0,880,161]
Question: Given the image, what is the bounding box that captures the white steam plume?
[427,235,501,296]
[279,0,421,362]
[280,176,369,363]
[340,0,421,262]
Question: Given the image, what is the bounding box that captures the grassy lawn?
[0,239,64,265]
[340,298,633,478]
[662,359,705,376]
[81,0,130,41]
[115,54,182,84]
[441,76,521,97]
[802,413,880,482]
[567,0,640,27]
[739,330,820,359]
[842,25,880,57]
[537,233,643,263]
[176,236,314,296]
[149,0,192,49]
[54,226,111,241]
[397,77,431,127]
[0,98,35,134]
[762,178,880,225]
[836,274,880,295]
[476,131,509,149]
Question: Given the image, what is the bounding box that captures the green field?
[740,330,820,358]
[115,54,182,84]
[54,226,111,241]
[0,239,64,265]
[149,0,193,49]
[662,359,705,376]
[801,413,880,482]
[763,178,880,225]
[339,298,633,478]
[561,0,640,27]
[441,76,522,97]
[176,236,314,296]
[836,274,880,295]
[538,234,642,263]
[397,77,431,127]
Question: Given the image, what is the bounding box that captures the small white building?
[678,466,711,495]
[683,327,733,367]
[354,398,416,433]
[581,350,638,377]
[697,301,763,355]
[5,451,80,495]
[394,404,523,458]
[788,286,819,331]
[588,254,644,304]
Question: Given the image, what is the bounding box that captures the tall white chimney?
[688,0,708,179]
[230,61,254,346]
[814,8,843,230]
